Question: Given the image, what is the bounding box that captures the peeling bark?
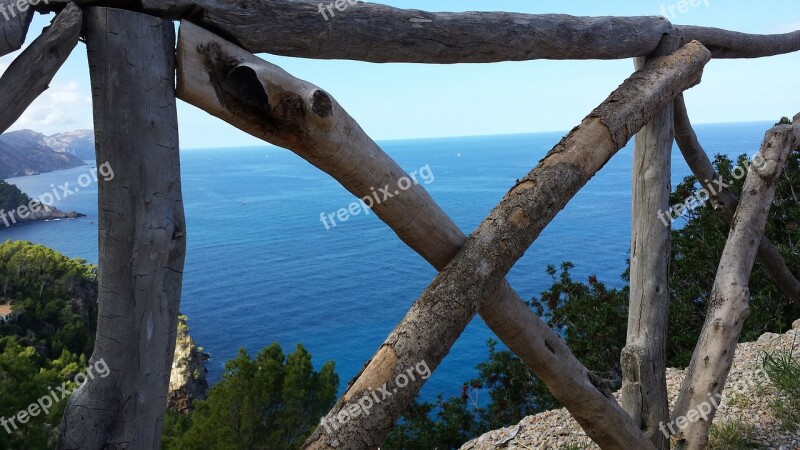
[674,95,800,301]
[672,115,800,450]
[0,3,82,134]
[57,8,186,450]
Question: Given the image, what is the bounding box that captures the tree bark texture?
[57,8,186,450]
[620,34,679,450]
[671,114,800,450]
[35,0,800,62]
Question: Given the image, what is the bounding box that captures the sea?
[0,121,773,401]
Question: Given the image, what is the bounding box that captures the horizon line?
[179,118,779,151]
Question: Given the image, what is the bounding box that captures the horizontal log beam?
[0,3,83,134]
[0,0,34,57]
[677,26,800,59]
[35,0,800,62]
[158,1,674,63]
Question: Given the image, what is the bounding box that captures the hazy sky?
[2,1,798,149]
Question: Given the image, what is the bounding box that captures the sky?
[1,0,798,150]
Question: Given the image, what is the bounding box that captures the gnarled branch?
[0,3,82,134]
[677,26,800,58]
[621,34,679,450]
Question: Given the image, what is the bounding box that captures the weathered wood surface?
[679,26,800,58]
[158,1,676,62]
[671,115,800,450]
[57,8,186,450]
[674,95,800,301]
[177,21,463,266]
[177,21,663,448]
[0,0,34,57]
[37,0,800,62]
[302,41,710,449]
[0,3,82,134]
[621,34,679,450]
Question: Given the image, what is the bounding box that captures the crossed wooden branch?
[1,2,798,449]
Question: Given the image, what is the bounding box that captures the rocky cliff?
[169,315,210,413]
[43,130,95,161]
[0,130,86,178]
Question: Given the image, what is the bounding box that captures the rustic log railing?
[0,2,797,449]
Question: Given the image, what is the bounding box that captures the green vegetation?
[0,181,31,216]
[707,419,757,449]
[163,344,339,450]
[0,241,97,450]
[763,350,800,432]
[0,240,97,357]
[0,240,338,450]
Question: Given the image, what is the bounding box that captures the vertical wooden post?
[673,116,799,449]
[57,8,185,450]
[620,33,680,449]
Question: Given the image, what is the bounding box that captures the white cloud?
[9,81,93,134]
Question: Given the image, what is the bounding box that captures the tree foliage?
[0,181,31,215]
[0,241,96,450]
[0,240,97,358]
[164,343,339,450]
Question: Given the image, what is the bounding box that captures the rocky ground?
[461,320,800,450]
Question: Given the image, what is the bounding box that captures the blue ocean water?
[0,122,772,401]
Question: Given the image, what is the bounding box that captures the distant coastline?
[0,129,93,179]
[0,128,95,228]
[0,179,84,229]
[0,204,85,229]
